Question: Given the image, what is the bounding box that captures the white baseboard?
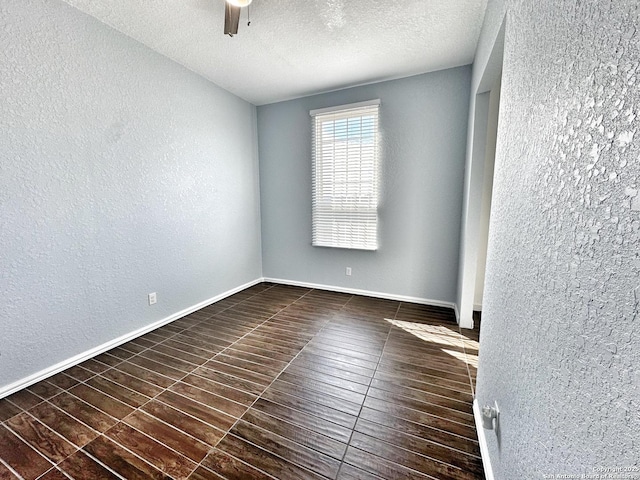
[473,398,495,480]
[454,303,460,324]
[2,277,456,399]
[0,278,263,400]
[263,277,456,311]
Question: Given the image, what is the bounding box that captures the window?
[310,99,380,250]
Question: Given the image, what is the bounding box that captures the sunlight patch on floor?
[385,318,479,368]
[443,348,478,368]
[385,318,463,347]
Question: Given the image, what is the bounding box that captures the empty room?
[1,0,638,479]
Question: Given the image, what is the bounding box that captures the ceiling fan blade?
[224,3,240,36]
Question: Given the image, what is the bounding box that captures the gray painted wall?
[258,68,470,303]
[473,0,639,477]
[0,0,262,391]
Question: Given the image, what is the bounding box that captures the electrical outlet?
[148,292,157,305]
[346,267,352,276]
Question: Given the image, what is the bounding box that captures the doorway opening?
[458,18,505,329]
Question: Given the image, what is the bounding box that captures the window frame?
[310,99,381,251]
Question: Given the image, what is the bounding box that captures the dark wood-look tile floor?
[0,283,483,480]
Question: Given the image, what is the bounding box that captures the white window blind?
[310,99,380,250]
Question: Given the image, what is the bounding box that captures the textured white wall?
[0,0,262,390]
[474,0,639,476]
[257,69,470,303]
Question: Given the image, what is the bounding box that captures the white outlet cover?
[148,292,157,305]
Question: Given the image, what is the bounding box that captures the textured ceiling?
[59,0,487,105]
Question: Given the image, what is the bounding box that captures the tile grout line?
[458,324,478,398]
[335,303,478,479]
[99,285,292,477]
[97,283,280,409]
[191,288,356,480]
[0,457,25,480]
[70,284,282,479]
[61,310,301,474]
[6,286,278,480]
[6,417,128,480]
[37,466,74,480]
[73,448,129,480]
[18,285,278,480]
[5,410,78,471]
[2,417,62,479]
[178,286,330,478]
[2,287,481,480]
[333,299,402,479]
[6,287,280,422]
[4,396,131,480]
